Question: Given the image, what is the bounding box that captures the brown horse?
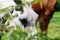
[32,0,57,35]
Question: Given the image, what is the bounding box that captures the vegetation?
[0,0,60,40]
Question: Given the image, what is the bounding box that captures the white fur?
[19,5,38,27]
[0,0,16,19]
[0,12,8,19]
[5,10,24,30]
[0,0,16,9]
[12,10,21,16]
[19,5,38,35]
[6,17,24,30]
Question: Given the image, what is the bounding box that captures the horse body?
[32,0,57,35]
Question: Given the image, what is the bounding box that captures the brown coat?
[32,0,57,35]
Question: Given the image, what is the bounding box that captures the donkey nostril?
[19,19,28,28]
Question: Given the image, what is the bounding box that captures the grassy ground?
[48,11,60,40]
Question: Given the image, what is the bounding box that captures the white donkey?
[19,5,38,35]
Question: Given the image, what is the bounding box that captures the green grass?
[47,12,60,39]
